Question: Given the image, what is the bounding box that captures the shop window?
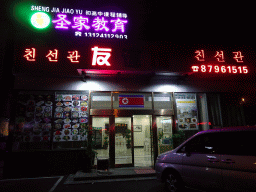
[53,92,89,149]
[13,92,55,151]
[174,93,199,130]
[13,91,89,151]
[157,116,173,155]
[112,93,152,110]
[153,92,173,110]
[198,93,210,130]
[0,118,9,137]
[91,92,111,109]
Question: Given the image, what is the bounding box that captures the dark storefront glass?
[13,92,54,151]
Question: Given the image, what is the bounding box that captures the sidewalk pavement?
[64,167,156,184]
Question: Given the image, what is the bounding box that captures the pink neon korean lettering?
[52,14,71,29]
[233,51,244,63]
[214,51,225,62]
[24,48,36,61]
[72,16,90,30]
[92,17,109,31]
[111,18,127,32]
[46,49,58,62]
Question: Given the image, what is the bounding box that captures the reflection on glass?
[133,115,153,167]
[115,117,132,165]
[92,117,109,165]
[157,116,172,155]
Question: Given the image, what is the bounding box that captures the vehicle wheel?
[165,172,183,192]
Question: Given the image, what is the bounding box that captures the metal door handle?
[222,159,235,164]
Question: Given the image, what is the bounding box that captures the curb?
[74,172,156,181]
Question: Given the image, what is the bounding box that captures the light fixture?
[31,12,51,29]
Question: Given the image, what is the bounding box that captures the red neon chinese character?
[46,49,58,62]
[195,50,205,61]
[24,48,36,61]
[67,50,80,63]
[91,46,112,66]
[214,51,225,62]
[233,51,244,63]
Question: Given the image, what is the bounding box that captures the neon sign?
[31,12,51,29]
[30,5,128,39]
[67,50,80,63]
[24,48,36,61]
[52,14,128,34]
[192,65,248,74]
[192,50,248,74]
[195,50,205,61]
[52,14,71,29]
[46,49,58,62]
[23,47,112,66]
[91,47,112,66]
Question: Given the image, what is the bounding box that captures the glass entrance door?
[133,115,153,167]
[115,117,132,165]
[92,117,110,165]
[115,115,153,167]
[91,115,153,167]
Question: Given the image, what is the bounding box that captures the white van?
[155,127,256,192]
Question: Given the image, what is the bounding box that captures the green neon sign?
[31,12,50,29]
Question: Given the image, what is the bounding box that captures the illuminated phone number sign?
[192,50,249,74]
[30,5,128,39]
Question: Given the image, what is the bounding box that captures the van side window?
[178,133,219,154]
[219,131,256,156]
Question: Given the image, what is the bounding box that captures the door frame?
[90,109,154,168]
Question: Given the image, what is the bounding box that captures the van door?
[218,131,256,192]
[180,133,222,190]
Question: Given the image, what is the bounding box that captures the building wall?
[14,74,255,94]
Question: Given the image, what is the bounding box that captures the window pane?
[92,117,109,165]
[14,92,54,151]
[91,92,111,109]
[53,92,89,149]
[153,93,173,110]
[157,116,173,155]
[219,131,256,156]
[133,115,153,167]
[198,93,210,130]
[115,117,132,164]
[187,134,218,154]
[174,93,199,130]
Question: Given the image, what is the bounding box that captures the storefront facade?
[1,2,256,178]
[11,88,205,168]
[10,75,251,169]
